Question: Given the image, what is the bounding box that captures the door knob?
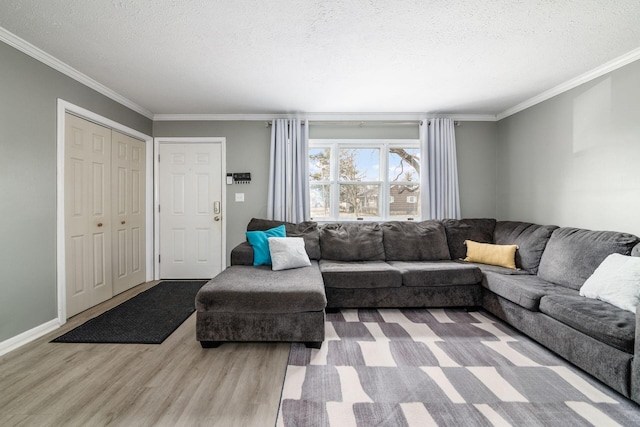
[97,222,103,227]
[121,220,126,224]
[214,216,221,222]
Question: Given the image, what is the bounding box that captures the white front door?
[159,143,223,279]
[65,113,113,317]
[111,130,146,294]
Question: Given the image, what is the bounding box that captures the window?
[309,140,421,221]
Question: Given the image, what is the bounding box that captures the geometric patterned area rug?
[276,308,640,426]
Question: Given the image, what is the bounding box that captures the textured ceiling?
[1,0,640,117]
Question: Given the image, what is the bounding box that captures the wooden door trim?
[153,138,227,280]
[56,99,154,324]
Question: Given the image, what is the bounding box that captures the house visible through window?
[309,140,421,221]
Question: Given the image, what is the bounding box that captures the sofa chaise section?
[195,261,326,348]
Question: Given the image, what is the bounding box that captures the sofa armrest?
[231,242,254,266]
[631,305,640,402]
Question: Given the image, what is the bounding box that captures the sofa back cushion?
[381,220,450,261]
[494,221,558,274]
[320,222,385,261]
[538,227,640,290]
[442,218,496,260]
[247,218,321,259]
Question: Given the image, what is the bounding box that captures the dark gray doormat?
[52,280,208,344]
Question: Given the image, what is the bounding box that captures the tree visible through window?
[309,141,420,221]
[388,147,420,218]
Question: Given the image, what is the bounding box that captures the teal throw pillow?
[246,225,286,265]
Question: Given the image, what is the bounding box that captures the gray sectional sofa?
[196,217,640,404]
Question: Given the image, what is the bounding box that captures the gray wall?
[152,121,272,264]
[0,41,152,343]
[455,122,498,218]
[496,59,640,236]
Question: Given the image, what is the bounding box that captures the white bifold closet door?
[64,113,146,318]
[111,131,146,295]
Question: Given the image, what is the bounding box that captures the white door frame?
[56,99,154,324]
[153,137,227,280]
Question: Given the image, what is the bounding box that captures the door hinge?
[158,205,160,213]
[158,154,160,162]
[158,254,161,263]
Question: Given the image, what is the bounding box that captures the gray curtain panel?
[267,119,309,223]
[420,117,461,219]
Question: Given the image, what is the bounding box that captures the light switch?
[235,193,245,202]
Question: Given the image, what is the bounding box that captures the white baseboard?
[0,319,61,357]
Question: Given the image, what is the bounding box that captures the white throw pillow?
[579,253,640,313]
[267,237,311,271]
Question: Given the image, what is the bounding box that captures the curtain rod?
[310,120,422,127]
[264,120,460,127]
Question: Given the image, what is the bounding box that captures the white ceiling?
[1,0,640,119]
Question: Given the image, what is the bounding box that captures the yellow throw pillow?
[464,240,518,270]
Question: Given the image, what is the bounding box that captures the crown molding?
[153,112,497,122]
[153,113,290,121]
[497,47,640,120]
[0,26,153,119]
[429,113,497,122]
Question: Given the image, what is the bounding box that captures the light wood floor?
[0,281,291,427]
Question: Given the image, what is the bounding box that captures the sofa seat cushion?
[483,271,576,311]
[319,260,402,289]
[539,294,635,353]
[459,261,531,276]
[195,261,326,314]
[388,261,483,287]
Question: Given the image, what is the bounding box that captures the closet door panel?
[111,131,146,295]
[65,113,113,317]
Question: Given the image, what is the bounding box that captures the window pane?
[389,184,420,218]
[309,148,330,181]
[388,148,420,182]
[339,148,379,181]
[310,184,331,218]
[339,184,380,218]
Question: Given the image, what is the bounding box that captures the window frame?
[309,139,421,222]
